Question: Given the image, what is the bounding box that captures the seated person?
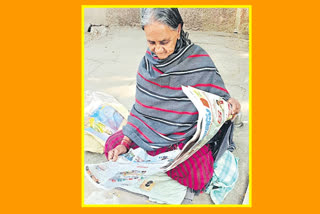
[105,8,241,192]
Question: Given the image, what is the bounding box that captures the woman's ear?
[177,24,181,39]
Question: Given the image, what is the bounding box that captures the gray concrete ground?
[84,26,249,205]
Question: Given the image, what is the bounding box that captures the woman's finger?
[227,98,241,117]
[231,103,236,114]
[233,103,239,114]
[235,102,241,114]
[112,148,119,161]
[108,149,114,161]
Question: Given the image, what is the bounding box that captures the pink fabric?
[135,98,198,115]
[105,130,214,190]
[187,54,210,58]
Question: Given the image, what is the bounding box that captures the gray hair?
[140,8,191,46]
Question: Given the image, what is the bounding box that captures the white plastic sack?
[84,90,129,153]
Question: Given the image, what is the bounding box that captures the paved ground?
[84,26,249,205]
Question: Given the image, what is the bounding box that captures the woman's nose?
[155,44,163,53]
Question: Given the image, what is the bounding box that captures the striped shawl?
[122,43,231,151]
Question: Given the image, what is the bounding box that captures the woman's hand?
[107,145,128,162]
[227,97,241,119]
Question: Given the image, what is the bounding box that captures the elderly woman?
[105,8,240,194]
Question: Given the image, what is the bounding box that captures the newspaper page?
[162,86,232,171]
[85,148,180,190]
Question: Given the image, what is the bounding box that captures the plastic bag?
[84,90,129,153]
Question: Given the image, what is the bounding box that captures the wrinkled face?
[144,21,181,60]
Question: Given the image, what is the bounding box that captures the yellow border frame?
[81,5,252,208]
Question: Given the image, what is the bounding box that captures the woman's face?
[144,21,181,60]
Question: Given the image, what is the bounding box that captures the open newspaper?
[85,86,232,190]
[85,148,180,190]
[161,86,232,171]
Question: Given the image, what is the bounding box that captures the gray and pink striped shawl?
[122,43,231,151]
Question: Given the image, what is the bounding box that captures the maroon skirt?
[105,130,214,190]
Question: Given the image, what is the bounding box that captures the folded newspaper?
[161,86,232,171]
[85,86,232,190]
